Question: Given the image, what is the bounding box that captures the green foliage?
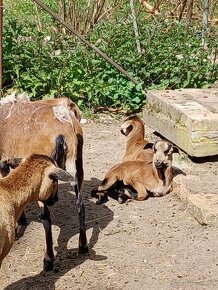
[90,13,217,90]
[2,1,218,112]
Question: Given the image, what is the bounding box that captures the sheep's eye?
[154,147,157,153]
[164,149,169,155]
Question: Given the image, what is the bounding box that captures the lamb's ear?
[49,168,75,182]
[120,124,133,136]
[143,142,154,150]
[173,146,180,154]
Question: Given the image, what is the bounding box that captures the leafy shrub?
[2,2,217,112]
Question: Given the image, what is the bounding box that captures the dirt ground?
[1,119,218,290]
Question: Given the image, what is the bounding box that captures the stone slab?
[174,174,218,226]
[143,89,218,157]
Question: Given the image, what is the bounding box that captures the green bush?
[2,2,217,112]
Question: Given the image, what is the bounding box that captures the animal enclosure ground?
[0,120,218,290]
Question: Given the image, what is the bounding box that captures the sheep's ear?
[143,142,154,150]
[172,146,180,154]
[49,168,75,182]
[120,124,133,136]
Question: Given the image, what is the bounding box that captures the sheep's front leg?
[91,176,119,205]
[39,203,54,271]
[133,182,148,201]
[15,211,28,240]
[125,179,148,201]
[91,185,109,204]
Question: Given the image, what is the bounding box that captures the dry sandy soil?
[0,119,218,290]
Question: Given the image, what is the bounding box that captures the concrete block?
[143,89,218,157]
[174,175,218,226]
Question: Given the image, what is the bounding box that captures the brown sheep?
[0,95,87,271]
[0,154,74,268]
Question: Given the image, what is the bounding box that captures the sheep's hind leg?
[74,137,88,254]
[75,181,88,254]
[40,203,54,271]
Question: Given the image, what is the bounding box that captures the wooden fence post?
[202,0,209,48]
[0,0,3,96]
[130,0,142,55]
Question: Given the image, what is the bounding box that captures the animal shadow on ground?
[4,179,114,290]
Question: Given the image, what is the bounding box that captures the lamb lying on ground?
[91,140,179,204]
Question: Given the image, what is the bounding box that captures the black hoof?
[91,189,97,198]
[79,244,89,254]
[118,194,128,204]
[96,195,108,205]
[15,228,19,240]
[43,258,54,272]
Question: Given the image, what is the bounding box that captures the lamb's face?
[144,141,179,169]
[153,141,174,169]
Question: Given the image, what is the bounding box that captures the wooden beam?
[32,0,143,89]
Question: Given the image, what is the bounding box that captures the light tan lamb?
[91,140,179,204]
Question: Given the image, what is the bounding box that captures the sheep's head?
[120,115,144,137]
[20,154,74,206]
[144,140,179,169]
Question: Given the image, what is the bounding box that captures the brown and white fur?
[91,140,179,203]
[0,96,88,270]
[0,154,74,268]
